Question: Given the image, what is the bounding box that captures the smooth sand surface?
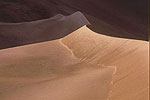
[0,26,149,100]
[62,26,149,100]
[0,67,115,100]
[0,31,115,100]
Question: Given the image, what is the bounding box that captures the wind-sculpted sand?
[0,26,148,100]
[0,12,90,49]
[0,11,149,100]
[62,26,149,100]
[0,31,115,100]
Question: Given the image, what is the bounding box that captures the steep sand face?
[62,26,149,100]
[0,26,148,100]
[0,34,115,100]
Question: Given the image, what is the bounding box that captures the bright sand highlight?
[0,26,149,100]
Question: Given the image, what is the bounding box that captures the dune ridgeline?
[0,12,149,100]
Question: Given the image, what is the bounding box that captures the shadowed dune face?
[0,12,90,50]
[0,26,116,100]
[0,26,149,100]
[56,0,148,40]
[0,0,148,40]
[0,1,148,99]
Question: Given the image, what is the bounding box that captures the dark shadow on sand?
[0,12,90,50]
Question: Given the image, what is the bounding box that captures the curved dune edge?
[0,25,148,100]
[0,12,148,100]
[0,11,90,50]
[0,27,116,100]
[62,26,149,100]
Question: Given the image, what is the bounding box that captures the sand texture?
[0,26,149,100]
[0,11,149,100]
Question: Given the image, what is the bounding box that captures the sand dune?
[0,29,115,100]
[0,67,115,100]
[55,0,148,40]
[62,26,149,100]
[0,12,90,49]
[0,25,149,100]
[0,9,148,100]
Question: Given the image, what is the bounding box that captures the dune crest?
[0,11,90,50]
[0,25,148,100]
[62,26,149,100]
[0,11,148,100]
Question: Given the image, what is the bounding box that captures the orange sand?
[0,26,149,100]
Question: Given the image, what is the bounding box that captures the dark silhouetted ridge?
[0,12,90,50]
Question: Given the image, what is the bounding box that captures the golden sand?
[0,26,149,100]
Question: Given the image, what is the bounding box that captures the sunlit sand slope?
[62,26,149,100]
[0,36,115,100]
[0,26,148,100]
[0,67,115,100]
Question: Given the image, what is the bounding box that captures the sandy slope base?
[0,26,149,100]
